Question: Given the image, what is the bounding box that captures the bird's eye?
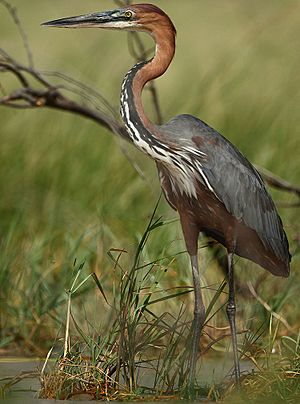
[124,10,133,19]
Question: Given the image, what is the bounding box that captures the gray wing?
[159,114,290,264]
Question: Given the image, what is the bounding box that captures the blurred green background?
[0,0,299,353]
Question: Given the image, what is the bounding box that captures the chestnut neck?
[133,28,175,130]
[120,26,176,141]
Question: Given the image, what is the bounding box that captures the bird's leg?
[188,254,205,390]
[226,251,241,386]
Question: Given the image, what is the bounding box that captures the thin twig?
[0,61,29,87]
[0,81,6,96]
[42,70,118,119]
[114,0,131,7]
[0,0,34,68]
[201,329,248,356]
[63,293,72,358]
[247,281,293,332]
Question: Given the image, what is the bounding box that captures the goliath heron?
[43,3,291,388]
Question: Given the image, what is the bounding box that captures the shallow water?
[0,356,253,403]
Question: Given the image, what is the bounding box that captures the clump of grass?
[242,333,300,403]
[38,202,226,401]
[223,329,300,403]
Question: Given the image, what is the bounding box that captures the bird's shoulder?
[159,114,263,184]
[159,114,216,140]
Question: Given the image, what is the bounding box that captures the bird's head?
[42,3,176,37]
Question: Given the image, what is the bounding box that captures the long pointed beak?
[42,11,113,28]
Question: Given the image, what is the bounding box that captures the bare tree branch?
[257,166,300,199]
[0,56,128,137]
